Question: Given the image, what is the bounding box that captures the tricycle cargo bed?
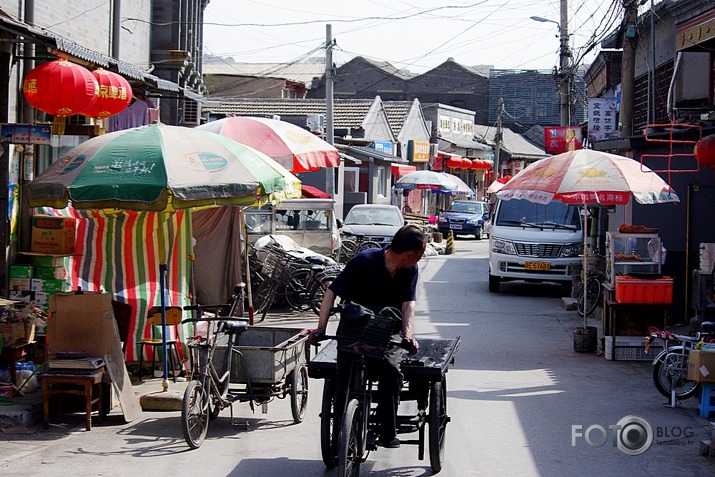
[307,337,460,380]
[213,327,309,384]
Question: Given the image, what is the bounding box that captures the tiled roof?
[204,98,414,135]
[473,125,546,160]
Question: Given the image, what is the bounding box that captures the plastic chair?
[136,306,183,383]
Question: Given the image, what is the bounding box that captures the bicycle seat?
[702,321,715,333]
[218,320,248,335]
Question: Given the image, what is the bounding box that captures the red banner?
[544,126,583,155]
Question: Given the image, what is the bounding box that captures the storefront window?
[344,167,359,192]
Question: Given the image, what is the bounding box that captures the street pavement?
[2,237,715,476]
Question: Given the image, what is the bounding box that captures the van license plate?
[524,261,550,271]
[450,224,462,229]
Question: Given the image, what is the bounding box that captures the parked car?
[437,200,490,239]
[339,204,405,247]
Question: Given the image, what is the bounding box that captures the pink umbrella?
[197,116,340,173]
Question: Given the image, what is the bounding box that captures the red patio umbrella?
[197,116,340,173]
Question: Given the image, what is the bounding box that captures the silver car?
[340,204,405,246]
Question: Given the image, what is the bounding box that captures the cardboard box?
[32,256,66,268]
[30,215,76,254]
[615,276,674,304]
[9,278,31,290]
[0,321,36,347]
[34,266,67,280]
[687,350,715,383]
[9,265,33,278]
[31,278,69,294]
[47,292,117,358]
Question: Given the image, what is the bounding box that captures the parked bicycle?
[649,321,715,407]
[336,232,382,264]
[180,283,310,449]
[577,266,605,316]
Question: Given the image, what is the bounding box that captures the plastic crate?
[605,336,663,361]
[615,276,673,304]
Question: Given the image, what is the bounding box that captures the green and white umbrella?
[28,123,301,211]
[28,123,301,391]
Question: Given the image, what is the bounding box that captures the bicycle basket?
[262,252,292,284]
[337,305,399,360]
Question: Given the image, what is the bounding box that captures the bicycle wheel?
[253,280,276,317]
[285,268,312,312]
[428,378,448,473]
[320,379,339,469]
[652,348,699,400]
[181,380,209,449]
[356,241,381,253]
[309,274,340,315]
[577,276,601,316]
[339,398,362,477]
[339,240,358,263]
[290,364,309,423]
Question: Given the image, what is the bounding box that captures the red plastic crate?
[615,276,673,304]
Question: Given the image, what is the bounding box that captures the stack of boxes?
[8,215,76,314]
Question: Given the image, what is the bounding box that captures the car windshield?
[344,207,402,226]
[448,202,483,214]
[495,199,581,229]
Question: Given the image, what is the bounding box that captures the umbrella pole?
[159,213,169,391]
[241,208,255,326]
[582,202,588,329]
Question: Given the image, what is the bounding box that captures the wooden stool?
[41,368,105,431]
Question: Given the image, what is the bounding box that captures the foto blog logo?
[571,415,654,456]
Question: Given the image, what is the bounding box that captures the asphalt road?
[2,237,715,476]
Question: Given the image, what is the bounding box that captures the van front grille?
[514,243,561,258]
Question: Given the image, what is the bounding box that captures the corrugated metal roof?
[473,125,546,160]
[347,145,407,163]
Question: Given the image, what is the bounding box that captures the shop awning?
[347,145,408,164]
[301,185,330,198]
[391,164,417,176]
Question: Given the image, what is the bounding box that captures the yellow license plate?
[524,261,550,271]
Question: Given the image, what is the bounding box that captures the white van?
[244,198,340,255]
[488,198,583,292]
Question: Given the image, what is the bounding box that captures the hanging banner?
[544,126,583,155]
[587,98,618,143]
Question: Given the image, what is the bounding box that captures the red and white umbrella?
[486,175,512,194]
[197,116,340,173]
[496,149,678,326]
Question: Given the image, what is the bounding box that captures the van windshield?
[495,199,581,230]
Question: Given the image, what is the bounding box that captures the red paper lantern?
[446,157,461,169]
[484,161,493,170]
[23,59,98,134]
[461,158,472,169]
[695,135,715,169]
[80,69,132,120]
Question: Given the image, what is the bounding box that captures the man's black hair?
[390,224,427,253]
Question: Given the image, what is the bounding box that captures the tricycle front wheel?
[429,378,448,473]
[182,380,209,449]
[290,364,309,423]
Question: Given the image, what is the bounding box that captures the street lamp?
[531,12,571,127]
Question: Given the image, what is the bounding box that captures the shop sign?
[587,98,618,143]
[407,140,430,163]
[544,126,582,154]
[1,124,51,145]
[370,141,394,155]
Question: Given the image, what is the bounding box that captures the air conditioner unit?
[271,115,281,121]
[307,114,325,133]
[183,99,201,126]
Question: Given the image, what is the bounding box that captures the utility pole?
[559,0,570,126]
[494,98,504,179]
[325,24,335,198]
[619,0,638,137]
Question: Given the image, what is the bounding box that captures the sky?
[202,0,630,75]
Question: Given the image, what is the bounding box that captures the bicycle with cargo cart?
[180,284,310,449]
[308,303,460,475]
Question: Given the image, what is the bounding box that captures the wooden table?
[41,368,105,431]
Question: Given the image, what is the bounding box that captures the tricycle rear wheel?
[182,380,209,449]
[428,378,448,473]
[320,379,339,468]
[290,364,309,423]
[339,398,362,477]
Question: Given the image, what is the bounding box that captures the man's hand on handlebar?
[401,337,419,355]
[308,328,326,346]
